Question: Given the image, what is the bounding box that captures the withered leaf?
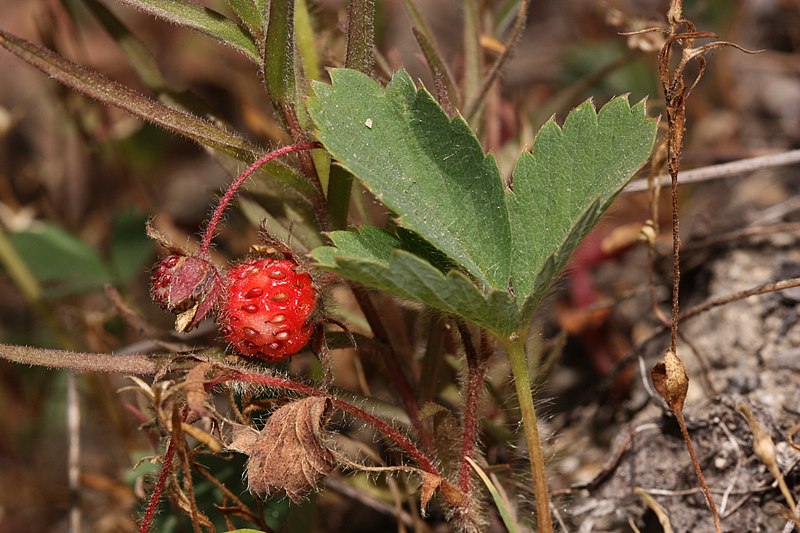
[246,397,336,502]
[184,363,212,417]
[652,350,689,413]
[169,256,222,332]
[226,422,259,454]
[420,471,443,514]
[418,471,466,513]
[147,222,222,332]
[439,478,467,508]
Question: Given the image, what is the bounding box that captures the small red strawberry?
[148,143,319,341]
[220,257,316,362]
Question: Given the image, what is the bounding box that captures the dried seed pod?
[147,222,222,332]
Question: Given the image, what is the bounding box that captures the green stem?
[462,0,481,112]
[503,334,552,533]
[345,0,375,75]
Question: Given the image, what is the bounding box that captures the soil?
[550,172,800,532]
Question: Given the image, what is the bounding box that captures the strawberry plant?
[0,1,661,532]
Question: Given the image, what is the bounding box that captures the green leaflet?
[312,229,519,336]
[308,69,512,291]
[508,97,657,303]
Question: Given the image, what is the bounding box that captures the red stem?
[220,369,441,476]
[456,322,486,494]
[349,286,435,452]
[199,141,320,255]
[139,435,177,533]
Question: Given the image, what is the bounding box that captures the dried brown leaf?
[245,397,336,502]
[184,363,213,417]
[651,350,688,413]
[420,471,443,513]
[227,422,259,454]
[439,478,467,508]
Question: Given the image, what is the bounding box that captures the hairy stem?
[199,141,319,255]
[349,285,435,452]
[504,335,552,533]
[276,103,330,231]
[139,433,177,533]
[345,0,375,74]
[456,322,486,495]
[675,411,721,531]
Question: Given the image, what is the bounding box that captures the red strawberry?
[220,257,316,362]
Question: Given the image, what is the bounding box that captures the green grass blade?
[295,0,321,82]
[465,457,521,533]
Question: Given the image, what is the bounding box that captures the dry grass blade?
[634,488,673,533]
[624,149,800,193]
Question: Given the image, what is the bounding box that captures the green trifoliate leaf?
[312,229,519,336]
[308,68,512,290]
[507,97,657,308]
[309,69,657,335]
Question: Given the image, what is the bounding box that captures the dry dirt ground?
[550,169,800,532]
